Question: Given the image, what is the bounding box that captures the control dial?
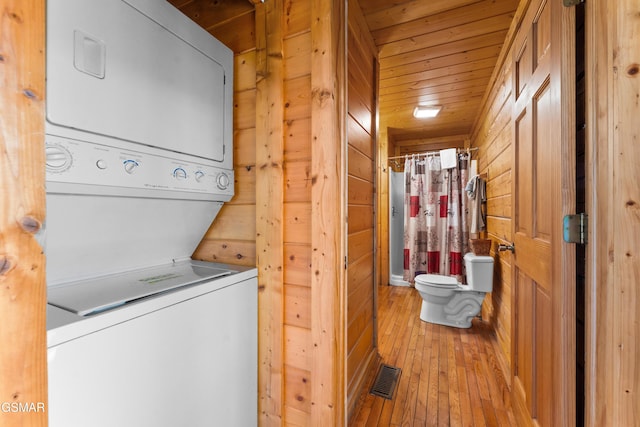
[45,144,73,172]
[123,160,139,174]
[194,170,205,182]
[216,172,230,190]
[173,167,187,180]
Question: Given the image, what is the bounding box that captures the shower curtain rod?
[388,147,478,161]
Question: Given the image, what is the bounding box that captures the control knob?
[45,144,72,172]
[123,159,139,174]
[194,170,205,182]
[173,167,187,180]
[216,172,230,190]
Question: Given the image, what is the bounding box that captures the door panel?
[515,109,533,237]
[514,270,534,410]
[534,2,551,66]
[535,285,553,427]
[511,0,573,425]
[534,82,553,243]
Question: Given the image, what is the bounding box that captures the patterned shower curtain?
[403,153,470,283]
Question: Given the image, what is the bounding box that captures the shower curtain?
[403,153,470,283]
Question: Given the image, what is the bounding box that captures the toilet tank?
[464,253,494,292]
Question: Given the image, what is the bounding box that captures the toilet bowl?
[414,253,494,328]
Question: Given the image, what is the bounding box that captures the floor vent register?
[370,364,401,400]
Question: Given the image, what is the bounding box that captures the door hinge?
[563,0,584,7]
[563,213,588,244]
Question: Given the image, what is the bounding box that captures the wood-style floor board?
[350,285,516,427]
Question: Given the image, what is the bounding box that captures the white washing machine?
[47,262,257,427]
[44,1,257,426]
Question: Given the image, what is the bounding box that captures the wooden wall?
[346,0,378,418]
[475,0,510,411]
[587,0,640,425]
[280,1,315,423]
[0,1,48,425]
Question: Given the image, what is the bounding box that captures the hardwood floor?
[350,285,516,427]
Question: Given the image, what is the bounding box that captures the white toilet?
[414,253,494,328]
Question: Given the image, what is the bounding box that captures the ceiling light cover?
[413,106,442,118]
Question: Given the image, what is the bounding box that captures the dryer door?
[46,0,232,163]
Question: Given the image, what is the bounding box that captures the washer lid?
[414,274,459,287]
[48,260,236,317]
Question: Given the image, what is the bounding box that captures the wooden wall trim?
[310,0,347,424]
[554,2,577,425]
[377,125,388,288]
[0,0,48,424]
[347,348,379,419]
[584,1,611,425]
[255,2,285,425]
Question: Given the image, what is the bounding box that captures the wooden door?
[511,0,575,425]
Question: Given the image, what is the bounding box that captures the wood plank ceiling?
[360,0,519,145]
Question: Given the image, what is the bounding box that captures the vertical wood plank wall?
[283,1,316,424]
[283,1,317,423]
[0,1,48,425]
[255,2,286,425]
[310,1,347,424]
[587,0,640,425]
[346,0,379,418]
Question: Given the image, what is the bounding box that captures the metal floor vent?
[370,364,401,399]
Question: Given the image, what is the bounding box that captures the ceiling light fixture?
[413,105,442,119]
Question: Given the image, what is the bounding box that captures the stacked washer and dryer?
[44,1,257,426]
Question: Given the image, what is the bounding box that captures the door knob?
[498,242,515,253]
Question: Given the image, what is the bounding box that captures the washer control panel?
[45,135,233,198]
